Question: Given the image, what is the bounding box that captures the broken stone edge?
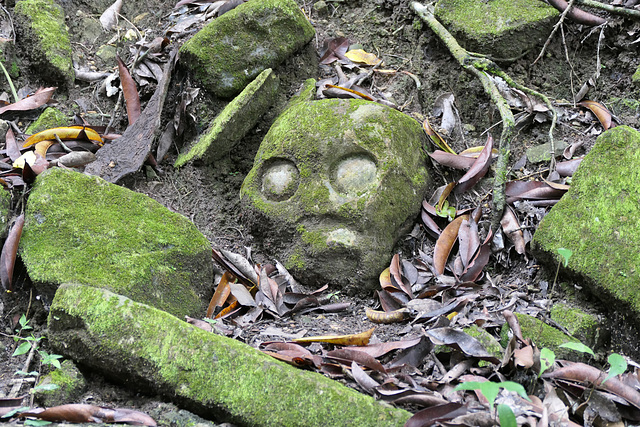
[175,68,279,167]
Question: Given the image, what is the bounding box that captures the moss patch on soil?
[48,284,411,427]
[19,168,213,318]
[26,107,68,134]
[533,126,640,319]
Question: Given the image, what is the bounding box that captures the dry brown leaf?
[578,100,613,130]
[117,56,141,125]
[0,87,56,116]
[455,134,493,194]
[433,214,469,276]
[1,214,24,291]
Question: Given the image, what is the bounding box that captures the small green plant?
[435,200,456,221]
[550,247,573,293]
[454,381,529,426]
[539,342,627,384]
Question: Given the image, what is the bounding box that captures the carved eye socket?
[333,155,377,195]
[261,159,299,201]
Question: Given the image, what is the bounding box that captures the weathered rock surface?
[14,0,74,87]
[19,168,213,318]
[48,284,411,427]
[179,0,314,99]
[34,360,86,408]
[241,98,431,292]
[533,126,640,323]
[434,0,558,58]
[175,68,279,167]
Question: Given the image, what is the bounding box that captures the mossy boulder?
[14,0,74,87]
[533,126,640,322]
[175,68,279,167]
[48,284,412,426]
[19,168,213,318]
[240,99,431,292]
[0,189,10,238]
[26,107,68,134]
[179,0,314,99]
[434,0,558,59]
[34,359,86,407]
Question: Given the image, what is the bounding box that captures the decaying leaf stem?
[411,2,557,229]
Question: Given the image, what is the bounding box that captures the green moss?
[49,284,411,426]
[550,303,600,348]
[20,168,212,317]
[501,313,580,359]
[14,0,73,86]
[175,68,279,167]
[35,359,86,407]
[464,324,503,366]
[180,0,314,98]
[434,0,557,58]
[633,66,640,85]
[26,107,68,134]
[533,126,640,316]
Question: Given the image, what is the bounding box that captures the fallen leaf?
[344,48,382,65]
[19,404,156,425]
[455,134,493,194]
[23,126,103,148]
[0,87,56,116]
[429,150,475,170]
[433,214,469,276]
[0,214,24,290]
[578,100,613,130]
[292,327,375,346]
[365,307,406,324]
[206,271,234,318]
[5,127,20,162]
[326,348,386,373]
[500,205,526,255]
[426,327,500,363]
[319,37,351,65]
[423,117,456,154]
[351,361,380,393]
[100,0,123,31]
[117,56,141,125]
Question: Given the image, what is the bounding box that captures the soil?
[0,0,639,425]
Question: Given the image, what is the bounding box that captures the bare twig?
[533,0,577,66]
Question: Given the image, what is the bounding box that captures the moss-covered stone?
[501,313,581,360]
[434,0,558,58]
[526,139,568,164]
[465,324,504,363]
[532,126,640,321]
[550,303,601,349]
[48,284,411,426]
[19,168,213,318]
[175,68,279,167]
[34,359,86,407]
[241,99,431,292]
[14,0,74,87]
[180,0,314,99]
[26,107,68,134]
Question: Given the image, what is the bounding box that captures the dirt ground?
[1,0,639,425]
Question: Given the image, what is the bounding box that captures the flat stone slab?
[533,126,640,318]
[175,68,279,167]
[434,0,558,59]
[48,284,412,427]
[19,168,213,318]
[180,0,314,99]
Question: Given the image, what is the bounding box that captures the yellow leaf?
[423,117,456,154]
[13,151,37,169]
[23,126,103,148]
[292,327,375,346]
[34,140,55,157]
[344,49,382,66]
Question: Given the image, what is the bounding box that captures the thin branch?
[577,0,640,19]
[533,0,577,66]
[411,1,515,229]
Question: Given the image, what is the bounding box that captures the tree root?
[411,2,557,230]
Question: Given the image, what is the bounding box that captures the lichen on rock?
[19,168,213,318]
